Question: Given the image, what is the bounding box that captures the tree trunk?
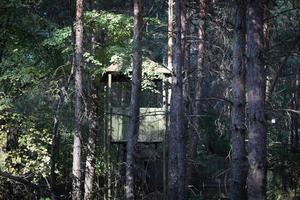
[72,0,84,199]
[167,0,174,71]
[165,0,174,198]
[246,0,267,199]
[186,0,207,188]
[181,0,189,126]
[230,0,247,199]
[168,0,185,199]
[125,0,143,199]
[181,0,190,192]
[167,0,178,199]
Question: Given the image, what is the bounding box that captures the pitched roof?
[105,58,171,75]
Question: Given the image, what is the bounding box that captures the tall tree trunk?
[230,0,247,199]
[246,0,267,199]
[181,0,189,130]
[186,0,207,188]
[167,0,178,198]
[168,0,174,71]
[165,0,174,198]
[176,0,185,194]
[125,0,143,199]
[168,0,185,199]
[84,1,97,197]
[181,0,190,192]
[72,0,84,199]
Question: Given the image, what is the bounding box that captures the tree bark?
[168,0,185,199]
[246,0,267,199]
[167,0,174,71]
[181,0,189,112]
[230,0,247,199]
[125,0,143,199]
[72,0,84,199]
[180,0,190,192]
[167,0,178,199]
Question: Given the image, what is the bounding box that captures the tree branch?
[0,170,41,191]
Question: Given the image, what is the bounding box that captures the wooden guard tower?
[103,59,170,197]
[104,58,171,143]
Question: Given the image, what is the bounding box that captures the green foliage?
[42,27,72,57]
[84,10,133,74]
[0,0,298,199]
[95,153,110,177]
[86,11,133,44]
[0,101,51,182]
[5,128,51,179]
[84,10,164,76]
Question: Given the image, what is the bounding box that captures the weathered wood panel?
[110,107,165,142]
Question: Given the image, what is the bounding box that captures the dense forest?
[0,0,299,199]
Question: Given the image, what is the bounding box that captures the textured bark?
[125,0,143,199]
[167,0,178,198]
[230,0,247,199]
[175,1,185,195]
[168,0,174,71]
[72,0,84,199]
[168,0,185,199]
[181,0,189,106]
[180,0,189,191]
[246,0,267,199]
[186,0,207,188]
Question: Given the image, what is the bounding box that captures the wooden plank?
[110,107,166,142]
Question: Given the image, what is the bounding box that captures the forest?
[0,0,299,199]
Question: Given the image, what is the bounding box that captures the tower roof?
[105,57,171,76]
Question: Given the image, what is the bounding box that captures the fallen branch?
[0,170,40,191]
